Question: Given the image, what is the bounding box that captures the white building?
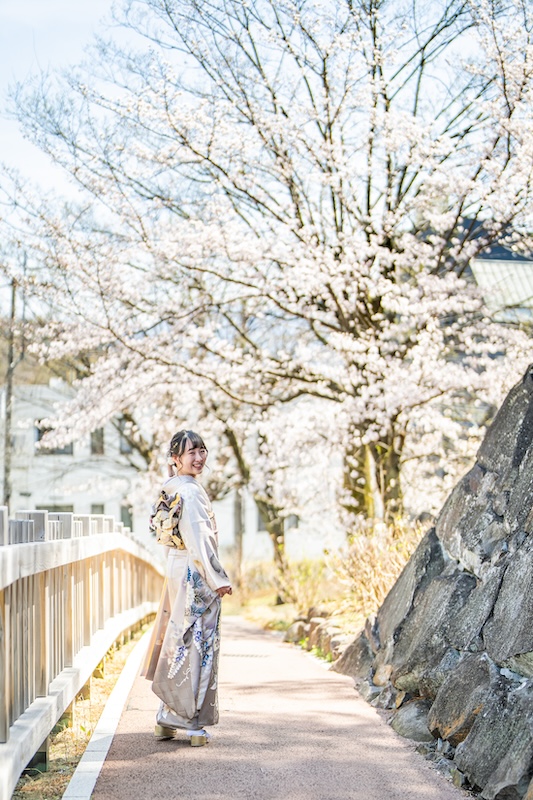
[471,249,533,324]
[0,380,332,568]
[1,380,145,525]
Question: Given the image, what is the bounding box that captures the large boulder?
[388,571,476,694]
[482,541,533,664]
[454,679,533,800]
[390,699,434,742]
[330,631,373,681]
[375,528,447,653]
[427,653,502,746]
[334,366,533,799]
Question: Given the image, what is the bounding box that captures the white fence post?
[15,511,48,542]
[0,508,8,547]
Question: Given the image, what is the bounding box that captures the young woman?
[142,430,232,747]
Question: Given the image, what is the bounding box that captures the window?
[257,506,269,532]
[91,504,105,515]
[90,428,105,455]
[35,424,73,455]
[118,418,133,454]
[285,514,300,530]
[36,504,74,513]
[121,505,133,530]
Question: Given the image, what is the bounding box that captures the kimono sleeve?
[178,485,230,593]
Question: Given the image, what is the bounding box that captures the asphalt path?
[91,616,464,800]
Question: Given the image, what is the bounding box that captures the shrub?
[330,519,424,619]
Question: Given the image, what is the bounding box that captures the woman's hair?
[167,429,207,459]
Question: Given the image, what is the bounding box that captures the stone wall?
[333,366,533,800]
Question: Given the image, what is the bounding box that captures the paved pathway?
[91,616,464,800]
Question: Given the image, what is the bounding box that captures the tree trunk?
[220,421,295,597]
[343,428,404,525]
[255,498,295,604]
[233,485,244,590]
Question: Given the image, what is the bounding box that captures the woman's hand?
[216,585,232,598]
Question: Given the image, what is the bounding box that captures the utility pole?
[3,278,16,508]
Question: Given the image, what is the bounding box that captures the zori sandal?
[154,724,176,739]
[187,729,211,747]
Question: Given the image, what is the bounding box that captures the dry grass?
[226,521,423,634]
[227,558,338,625]
[329,519,424,620]
[221,579,298,629]
[12,628,147,800]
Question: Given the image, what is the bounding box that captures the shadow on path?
[92,616,464,800]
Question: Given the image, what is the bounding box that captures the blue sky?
[0,0,112,187]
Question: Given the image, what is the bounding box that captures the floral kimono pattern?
[142,475,230,730]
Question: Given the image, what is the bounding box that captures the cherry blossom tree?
[8,0,533,529]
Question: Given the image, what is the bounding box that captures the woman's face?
[173,441,208,477]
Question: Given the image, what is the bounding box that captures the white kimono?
[142,475,230,730]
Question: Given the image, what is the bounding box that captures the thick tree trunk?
[255,498,295,604]
[343,428,404,524]
[233,485,244,590]
[221,421,294,599]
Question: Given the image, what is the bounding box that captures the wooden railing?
[0,506,164,800]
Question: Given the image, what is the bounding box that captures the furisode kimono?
[142,474,230,731]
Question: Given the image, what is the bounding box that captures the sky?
[0,0,113,188]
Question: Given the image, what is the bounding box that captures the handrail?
[0,506,164,800]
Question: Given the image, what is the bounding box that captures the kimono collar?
[175,475,199,484]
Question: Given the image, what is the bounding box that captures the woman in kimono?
[143,430,232,747]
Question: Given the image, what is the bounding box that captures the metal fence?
[0,506,164,800]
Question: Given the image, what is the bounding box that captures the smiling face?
[173,439,208,477]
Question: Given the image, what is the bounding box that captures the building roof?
[474,242,532,262]
[470,257,533,322]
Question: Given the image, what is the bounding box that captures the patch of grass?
[309,645,333,662]
[224,558,337,628]
[244,601,298,631]
[221,585,298,631]
[224,522,422,640]
[13,627,148,800]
